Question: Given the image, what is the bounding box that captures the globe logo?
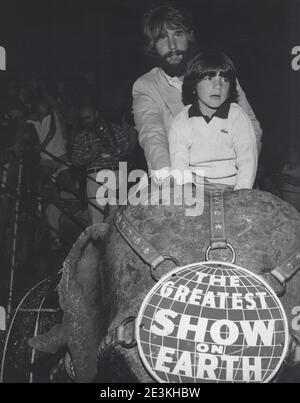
[136,261,288,383]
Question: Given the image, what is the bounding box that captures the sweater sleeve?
[132,79,170,171]
[229,105,258,190]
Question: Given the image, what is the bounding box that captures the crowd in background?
[0,74,146,269]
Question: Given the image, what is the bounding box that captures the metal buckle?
[205,242,236,264]
[150,256,180,282]
[259,269,287,298]
[119,316,137,349]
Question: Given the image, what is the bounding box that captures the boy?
[168,51,258,190]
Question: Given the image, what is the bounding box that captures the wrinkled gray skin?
[29,189,300,382]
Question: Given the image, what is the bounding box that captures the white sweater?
[168,102,258,190]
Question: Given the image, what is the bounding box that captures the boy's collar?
[188,101,231,122]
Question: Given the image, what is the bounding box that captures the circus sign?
[136,261,289,383]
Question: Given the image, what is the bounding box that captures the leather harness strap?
[98,209,181,359]
[98,317,137,359]
[209,191,227,249]
[115,210,165,269]
[270,250,300,288]
[98,326,124,357]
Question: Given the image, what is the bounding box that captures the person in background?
[100,82,138,167]
[27,97,77,248]
[281,146,300,211]
[27,96,69,186]
[72,104,131,224]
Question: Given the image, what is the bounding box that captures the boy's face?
[196,71,230,115]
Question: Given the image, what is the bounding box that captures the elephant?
[28,186,300,382]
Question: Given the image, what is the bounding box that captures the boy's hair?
[182,51,238,105]
[143,4,194,56]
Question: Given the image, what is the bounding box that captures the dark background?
[0,0,299,153]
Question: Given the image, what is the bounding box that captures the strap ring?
[119,316,137,349]
[205,242,236,264]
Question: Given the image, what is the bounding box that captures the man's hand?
[151,167,196,186]
[151,167,172,186]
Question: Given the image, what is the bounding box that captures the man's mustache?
[162,50,186,60]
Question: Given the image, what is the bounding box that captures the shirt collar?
[188,101,231,122]
[161,69,183,92]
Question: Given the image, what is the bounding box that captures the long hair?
[143,4,195,57]
[182,51,238,105]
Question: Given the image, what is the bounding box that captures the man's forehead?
[158,23,186,35]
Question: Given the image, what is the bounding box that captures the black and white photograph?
[0,0,300,386]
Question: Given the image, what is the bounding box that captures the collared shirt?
[72,119,130,170]
[168,102,258,190]
[161,69,183,92]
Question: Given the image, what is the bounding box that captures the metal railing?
[40,148,106,215]
[0,146,115,329]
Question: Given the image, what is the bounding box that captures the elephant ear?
[55,222,112,382]
[27,222,111,370]
[58,223,110,290]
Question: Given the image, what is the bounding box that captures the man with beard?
[132,4,262,184]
